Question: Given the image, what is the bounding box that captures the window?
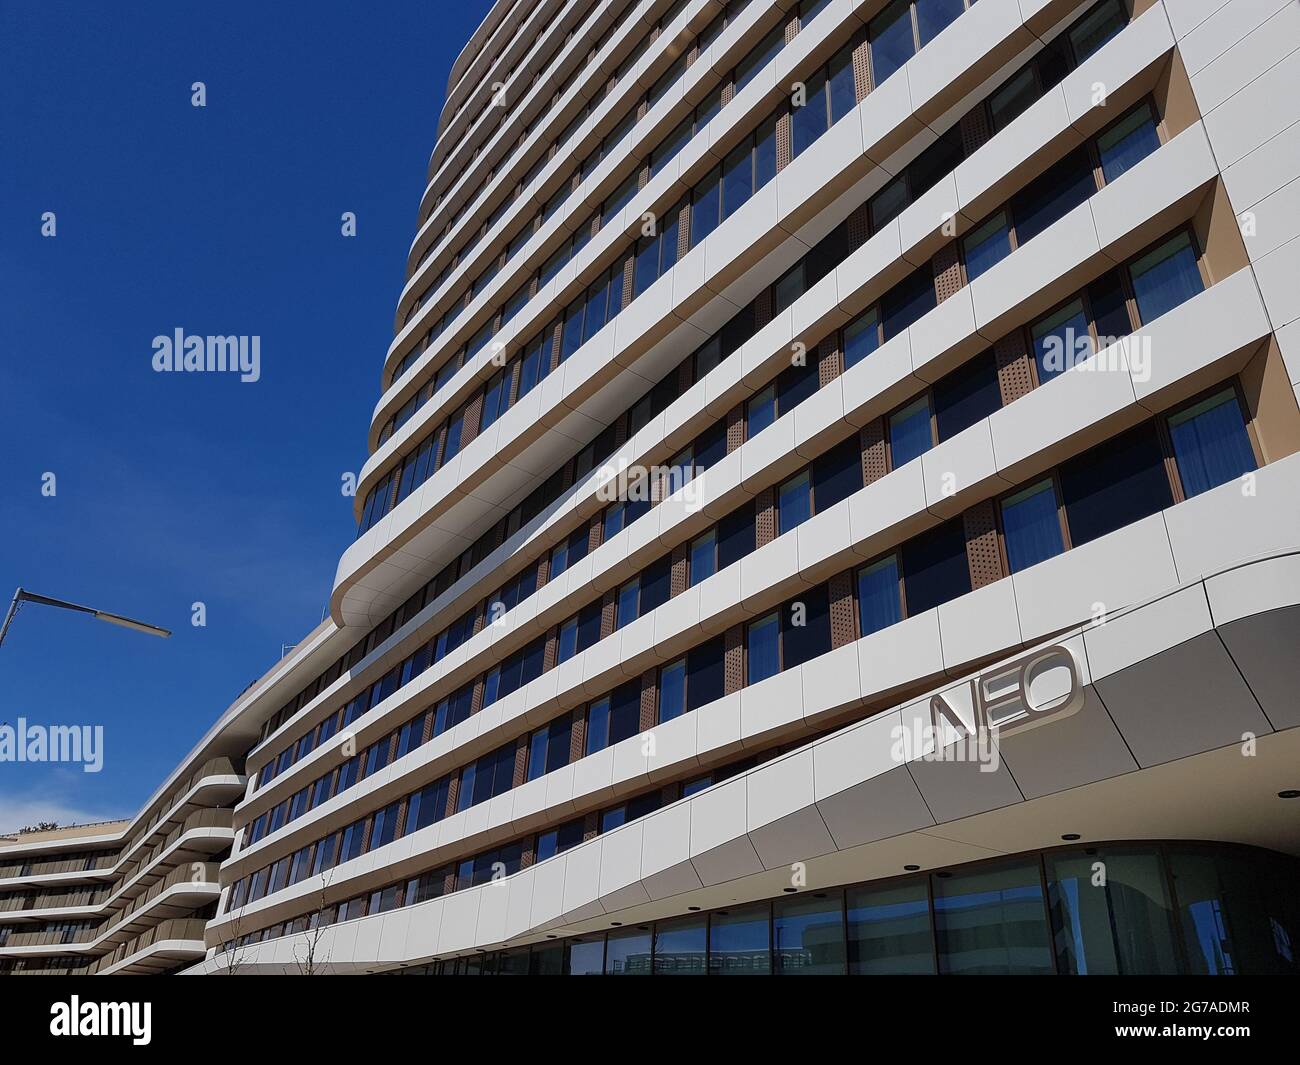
[585,683,640,755]
[709,905,771,975]
[658,659,687,722]
[989,65,1037,133]
[799,0,833,29]
[1011,148,1096,246]
[1168,389,1256,498]
[1098,103,1160,183]
[828,44,857,123]
[870,176,909,231]
[718,504,755,570]
[560,297,585,362]
[527,715,573,781]
[933,350,1000,440]
[1000,479,1065,573]
[692,172,721,242]
[605,928,653,975]
[843,308,880,370]
[604,500,626,541]
[370,802,402,851]
[747,383,776,437]
[1061,420,1172,546]
[1129,232,1203,324]
[536,818,584,864]
[869,0,916,87]
[735,27,783,94]
[778,471,812,533]
[690,530,717,585]
[406,779,449,834]
[775,894,846,975]
[1047,849,1179,974]
[653,915,707,975]
[889,397,933,468]
[721,140,753,220]
[791,70,828,159]
[1068,0,1128,64]
[747,613,780,684]
[1032,298,1091,382]
[811,438,864,513]
[783,587,831,668]
[933,860,1054,974]
[583,272,613,341]
[847,880,935,974]
[916,0,966,45]
[616,578,640,630]
[857,555,902,637]
[901,518,970,615]
[567,937,605,976]
[882,265,936,340]
[479,366,511,431]
[962,212,1013,281]
[773,262,805,316]
[686,636,725,711]
[643,556,672,616]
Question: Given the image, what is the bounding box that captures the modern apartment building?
[5,0,1300,977]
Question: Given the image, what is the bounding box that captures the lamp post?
[0,588,171,649]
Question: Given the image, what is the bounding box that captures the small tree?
[293,870,335,976]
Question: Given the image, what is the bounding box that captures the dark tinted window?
[1060,421,1171,546]
[882,266,937,340]
[782,587,831,668]
[686,636,725,711]
[718,503,756,569]
[933,351,1000,441]
[812,438,864,513]
[1011,148,1095,244]
[901,518,970,614]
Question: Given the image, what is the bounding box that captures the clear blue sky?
[0,0,492,830]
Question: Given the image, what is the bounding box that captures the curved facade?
[8,0,1300,977]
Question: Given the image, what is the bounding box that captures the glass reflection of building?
[412,843,1300,976]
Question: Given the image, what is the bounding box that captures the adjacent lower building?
[7,0,1300,975]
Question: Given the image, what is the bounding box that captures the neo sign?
[930,643,1084,743]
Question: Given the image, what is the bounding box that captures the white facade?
[7,0,1298,977]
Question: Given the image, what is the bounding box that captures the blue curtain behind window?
[857,557,901,637]
[1170,394,1256,498]
[890,403,932,466]
[1099,114,1160,183]
[1002,483,1065,572]
[1132,238,1203,324]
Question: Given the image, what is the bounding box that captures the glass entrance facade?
[396,843,1299,976]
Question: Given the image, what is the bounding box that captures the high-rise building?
[5,0,1300,977]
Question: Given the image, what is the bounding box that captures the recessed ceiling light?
[1279,790,1300,799]
[1061,833,1081,841]
[782,887,797,893]
[609,921,622,927]
[904,864,920,871]
[688,906,700,911]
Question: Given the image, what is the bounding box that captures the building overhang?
[188,550,1300,973]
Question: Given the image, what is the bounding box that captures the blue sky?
[0,0,491,829]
